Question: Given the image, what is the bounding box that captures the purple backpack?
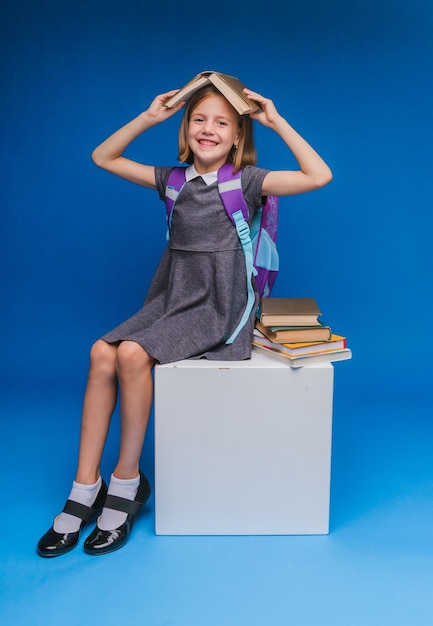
[164,163,279,343]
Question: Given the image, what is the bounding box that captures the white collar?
[185,164,218,186]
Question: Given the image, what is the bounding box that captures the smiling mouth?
[198,139,218,147]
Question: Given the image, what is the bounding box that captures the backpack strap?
[217,164,249,223]
[217,163,257,345]
[165,167,187,237]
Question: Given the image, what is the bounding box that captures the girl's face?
[187,94,240,173]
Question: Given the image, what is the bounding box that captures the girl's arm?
[244,88,333,197]
[91,90,184,189]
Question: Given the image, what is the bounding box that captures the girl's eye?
[217,120,228,126]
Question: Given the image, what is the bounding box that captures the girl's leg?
[39,339,156,556]
[75,339,119,484]
[113,340,155,478]
[85,341,155,542]
[37,339,120,554]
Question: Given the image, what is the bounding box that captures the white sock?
[53,477,102,534]
[97,473,140,531]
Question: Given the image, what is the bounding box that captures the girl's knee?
[89,339,117,372]
[116,341,154,375]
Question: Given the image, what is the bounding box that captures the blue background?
[2,0,432,401]
[2,2,433,625]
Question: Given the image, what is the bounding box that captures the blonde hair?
[177,85,257,172]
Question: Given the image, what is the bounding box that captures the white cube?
[154,350,334,535]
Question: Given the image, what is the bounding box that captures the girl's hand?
[243,88,332,196]
[91,89,185,188]
[144,90,185,125]
[243,88,282,128]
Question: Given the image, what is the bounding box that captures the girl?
[37,79,332,557]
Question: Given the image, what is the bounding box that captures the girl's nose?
[203,120,214,134]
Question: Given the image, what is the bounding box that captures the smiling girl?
[37,77,332,557]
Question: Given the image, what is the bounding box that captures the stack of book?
[253,297,352,368]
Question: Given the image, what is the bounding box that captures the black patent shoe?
[83,471,151,556]
[37,479,108,558]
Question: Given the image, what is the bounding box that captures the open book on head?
[164,71,260,115]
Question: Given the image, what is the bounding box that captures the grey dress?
[101,164,269,364]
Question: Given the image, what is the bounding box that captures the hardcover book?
[252,343,352,368]
[259,297,322,327]
[255,320,332,343]
[253,329,347,357]
[164,71,260,115]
